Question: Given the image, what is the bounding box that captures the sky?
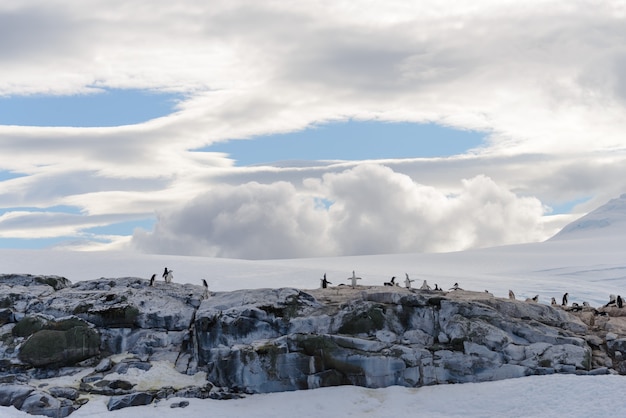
[1,1,626,259]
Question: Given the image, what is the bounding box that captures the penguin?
[384,277,397,286]
[562,292,569,306]
[202,279,209,299]
[449,283,462,291]
[509,290,516,300]
[404,273,415,289]
[420,279,431,290]
[583,301,590,307]
[551,297,557,305]
[604,294,617,307]
[162,267,169,280]
[525,295,539,302]
[618,295,623,308]
[321,273,332,289]
[149,274,156,287]
[164,269,174,284]
[434,284,441,291]
[348,271,362,288]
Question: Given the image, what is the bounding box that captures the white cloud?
[132,165,555,259]
[132,180,333,259]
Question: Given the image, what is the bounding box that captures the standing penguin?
[404,273,415,289]
[202,279,209,299]
[321,273,332,289]
[348,271,362,288]
[562,292,569,306]
[149,274,156,287]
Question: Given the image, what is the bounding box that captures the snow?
[3,374,621,418]
[2,202,626,417]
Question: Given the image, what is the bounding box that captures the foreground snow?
[2,374,622,418]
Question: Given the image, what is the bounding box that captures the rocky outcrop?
[194,287,594,392]
[0,274,625,416]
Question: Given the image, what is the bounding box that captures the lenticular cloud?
[132,164,551,259]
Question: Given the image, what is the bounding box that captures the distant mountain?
[550,194,626,240]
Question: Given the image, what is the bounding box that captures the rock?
[48,387,79,400]
[1,276,626,404]
[587,367,610,375]
[20,390,76,418]
[110,360,152,374]
[107,392,154,411]
[0,384,34,408]
[174,384,213,399]
[376,330,397,343]
[18,318,100,368]
[0,274,70,292]
[94,358,113,373]
[0,309,14,326]
[170,400,190,408]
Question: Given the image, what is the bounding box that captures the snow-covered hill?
[551,193,626,241]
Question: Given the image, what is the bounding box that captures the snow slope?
[1,196,626,417]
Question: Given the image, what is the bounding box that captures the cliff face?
[1,274,625,416]
[195,287,594,392]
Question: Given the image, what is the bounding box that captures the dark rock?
[0,383,34,408]
[111,360,152,374]
[155,386,176,400]
[48,386,80,400]
[94,358,113,373]
[18,324,100,368]
[86,379,135,396]
[12,315,47,338]
[170,400,190,408]
[0,375,18,384]
[107,392,154,411]
[0,274,71,291]
[174,384,213,399]
[80,305,140,328]
[20,390,77,418]
[108,380,135,391]
[33,275,72,291]
[81,373,105,383]
[0,309,14,326]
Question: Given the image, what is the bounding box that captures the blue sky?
[0,89,485,249]
[0,2,621,258]
[0,89,484,160]
[204,120,485,165]
[0,89,182,127]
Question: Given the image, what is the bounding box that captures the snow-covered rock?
[0,274,625,415]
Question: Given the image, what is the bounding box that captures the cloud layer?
[132,165,553,259]
[2,1,626,257]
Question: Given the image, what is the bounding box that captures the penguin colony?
[145,267,624,312]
